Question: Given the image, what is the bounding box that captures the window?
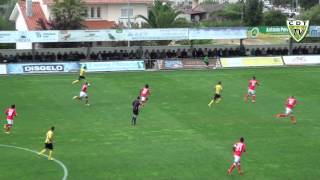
[97,7,101,18]
[91,7,95,18]
[84,9,88,17]
[121,8,133,17]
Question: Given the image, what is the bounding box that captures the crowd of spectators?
[0,45,320,63]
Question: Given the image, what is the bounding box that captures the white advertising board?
[221,57,284,67]
[0,64,7,74]
[283,56,320,65]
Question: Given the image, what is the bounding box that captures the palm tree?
[136,0,182,28]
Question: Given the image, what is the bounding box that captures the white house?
[10,0,152,49]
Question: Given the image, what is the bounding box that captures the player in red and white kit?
[4,104,17,134]
[244,76,260,103]
[140,84,150,105]
[228,137,246,175]
[276,96,297,124]
[73,82,90,106]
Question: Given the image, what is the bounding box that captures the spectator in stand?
[265,48,271,55]
[90,52,96,60]
[144,49,150,59]
[0,53,4,63]
[302,46,308,54]
[292,47,298,55]
[106,51,112,60]
[260,48,266,56]
[176,49,182,58]
[15,53,21,62]
[123,50,129,59]
[297,46,303,54]
[101,51,107,60]
[62,52,68,61]
[212,48,217,57]
[80,52,86,60]
[228,48,235,57]
[128,50,135,59]
[156,49,161,59]
[171,50,177,58]
[97,51,102,61]
[181,49,187,58]
[56,52,62,61]
[186,48,192,58]
[118,50,124,60]
[166,49,172,58]
[159,49,165,59]
[255,48,261,56]
[192,48,197,58]
[150,49,157,59]
[136,49,142,59]
[204,48,208,58]
[197,48,204,57]
[34,52,40,62]
[282,48,289,55]
[113,50,119,60]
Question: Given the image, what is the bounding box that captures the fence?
[1,55,320,75]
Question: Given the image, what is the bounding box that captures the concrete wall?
[15,8,33,50]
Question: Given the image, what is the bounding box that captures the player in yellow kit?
[38,126,55,160]
[72,65,87,84]
[208,81,223,107]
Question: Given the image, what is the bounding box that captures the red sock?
[244,94,249,101]
[252,95,256,102]
[228,164,235,174]
[237,164,242,174]
[277,114,287,118]
[290,116,297,124]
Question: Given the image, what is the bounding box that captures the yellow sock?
[39,149,46,155]
[72,80,79,84]
[48,150,53,160]
[208,100,214,106]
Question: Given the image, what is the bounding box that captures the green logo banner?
[248,26,290,38]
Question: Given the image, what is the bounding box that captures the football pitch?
[0,66,319,180]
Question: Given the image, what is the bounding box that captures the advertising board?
[283,55,320,65]
[247,26,290,39]
[7,63,79,74]
[163,60,183,69]
[127,29,189,41]
[221,57,284,67]
[80,61,145,72]
[189,28,247,40]
[0,64,7,74]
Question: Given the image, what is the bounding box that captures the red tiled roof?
[44,0,152,5]
[18,0,48,30]
[84,20,116,29]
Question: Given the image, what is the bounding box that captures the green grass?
[0,67,320,180]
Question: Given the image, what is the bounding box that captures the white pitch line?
[0,144,68,180]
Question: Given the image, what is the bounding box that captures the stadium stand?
[0,45,319,63]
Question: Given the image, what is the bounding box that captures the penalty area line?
[0,144,68,180]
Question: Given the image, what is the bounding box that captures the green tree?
[244,0,263,26]
[136,0,182,28]
[212,3,242,21]
[299,0,319,10]
[38,0,86,30]
[300,5,320,25]
[263,10,287,26]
